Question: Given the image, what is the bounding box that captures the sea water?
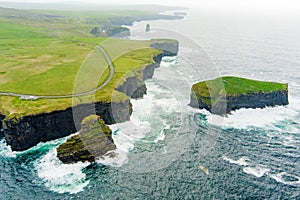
[0,8,300,199]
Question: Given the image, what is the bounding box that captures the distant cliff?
[190,76,289,115]
[108,15,184,26]
[150,39,179,57]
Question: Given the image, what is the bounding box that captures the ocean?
[1,8,300,199]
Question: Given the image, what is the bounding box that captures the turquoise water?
[1,9,300,199]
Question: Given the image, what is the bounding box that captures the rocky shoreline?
[0,40,178,151]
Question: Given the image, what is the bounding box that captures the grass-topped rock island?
[190,76,289,115]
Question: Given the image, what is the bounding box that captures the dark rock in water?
[190,76,289,115]
[145,24,150,32]
[57,115,116,164]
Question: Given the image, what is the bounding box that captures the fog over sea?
[1,8,300,199]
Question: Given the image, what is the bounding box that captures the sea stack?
[57,115,116,164]
[189,76,289,115]
[146,24,150,32]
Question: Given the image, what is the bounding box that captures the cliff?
[190,76,289,115]
[0,114,4,138]
[0,114,4,130]
[3,100,131,151]
[115,39,179,99]
[115,60,161,99]
[57,115,116,164]
[108,15,183,26]
[150,39,179,57]
[2,40,178,151]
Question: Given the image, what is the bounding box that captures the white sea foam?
[0,136,69,159]
[205,102,298,130]
[243,166,270,178]
[270,172,300,187]
[35,149,90,194]
[154,124,169,143]
[110,126,136,152]
[222,156,250,166]
[0,139,16,158]
[96,149,128,167]
[161,56,177,65]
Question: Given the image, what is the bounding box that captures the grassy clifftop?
[192,76,288,99]
[0,39,161,119]
[190,76,288,114]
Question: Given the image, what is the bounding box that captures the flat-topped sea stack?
[57,115,116,164]
[190,76,288,115]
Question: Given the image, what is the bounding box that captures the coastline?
[1,41,179,151]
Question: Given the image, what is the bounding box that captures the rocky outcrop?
[190,77,289,115]
[3,99,131,151]
[150,40,179,57]
[106,26,130,37]
[57,115,116,164]
[115,59,161,99]
[114,42,176,99]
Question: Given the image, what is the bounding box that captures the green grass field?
[0,38,108,95]
[0,47,161,118]
[0,6,168,119]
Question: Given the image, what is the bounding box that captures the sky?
[1,0,300,13]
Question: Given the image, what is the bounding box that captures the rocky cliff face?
[114,40,179,99]
[57,115,116,164]
[0,114,4,129]
[3,99,131,151]
[190,90,289,115]
[2,41,178,152]
[0,114,4,138]
[150,40,179,57]
[115,60,161,99]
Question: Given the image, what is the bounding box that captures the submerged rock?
[190,76,289,115]
[57,115,116,164]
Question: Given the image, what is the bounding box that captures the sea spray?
[35,149,90,194]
